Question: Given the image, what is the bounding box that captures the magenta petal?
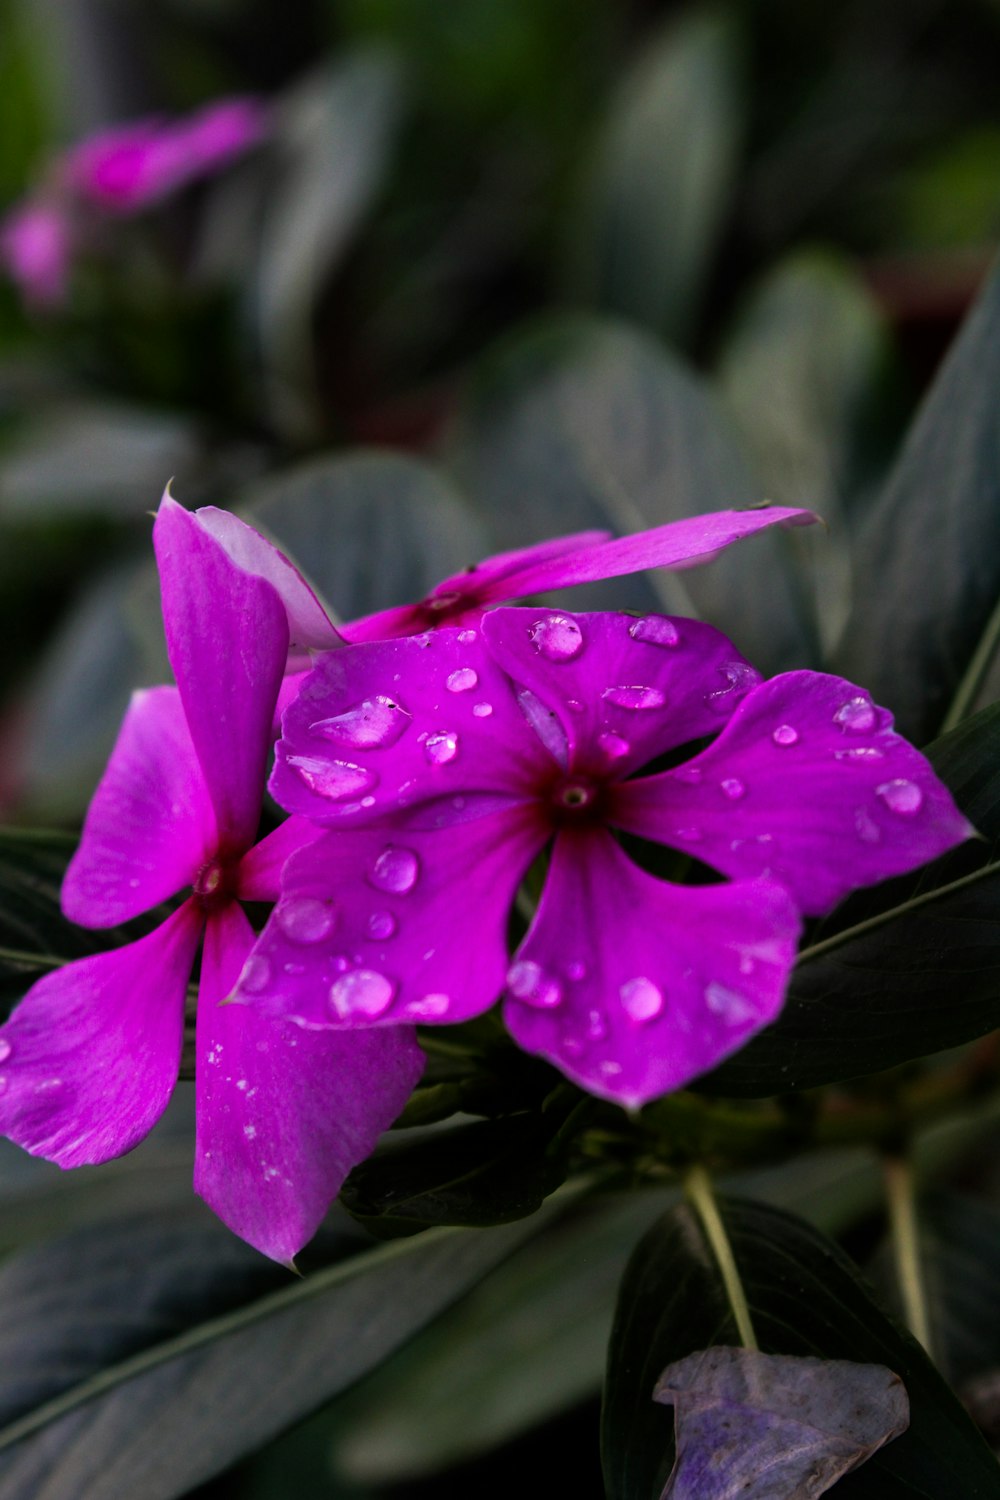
[0,198,74,309]
[504,829,801,1107]
[195,903,424,1262]
[193,507,342,654]
[483,608,760,779]
[62,686,216,928]
[236,817,324,903]
[233,806,546,1028]
[0,902,201,1167]
[612,671,976,915]
[154,493,289,852]
[271,629,550,826]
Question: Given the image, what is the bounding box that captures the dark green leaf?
[702,702,1000,1094]
[449,316,812,675]
[0,1207,549,1500]
[602,1196,1000,1500]
[835,255,1000,744]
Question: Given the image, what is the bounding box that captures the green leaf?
[340,1111,570,1237]
[241,449,489,625]
[450,316,812,675]
[834,255,1000,744]
[602,1196,1000,1500]
[703,701,1000,1095]
[0,1207,549,1499]
[569,8,742,345]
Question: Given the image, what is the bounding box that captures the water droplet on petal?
[721,777,746,801]
[772,724,798,746]
[311,695,410,749]
[628,615,679,648]
[423,730,459,765]
[835,696,876,732]
[370,847,420,894]
[244,1124,257,1141]
[672,764,703,784]
[507,959,562,1008]
[240,955,271,994]
[409,992,451,1019]
[287,755,378,801]
[457,628,477,644]
[619,976,664,1022]
[586,1009,607,1041]
[877,778,923,815]
[276,897,334,944]
[597,730,630,761]
[855,806,882,844]
[0,1039,11,1064]
[561,1035,584,1058]
[567,699,584,713]
[705,982,755,1025]
[567,960,587,981]
[517,688,569,766]
[706,662,762,713]
[600,1060,623,1078]
[329,968,396,1019]
[675,825,703,842]
[446,667,478,693]
[368,909,397,939]
[835,746,884,762]
[602,684,665,711]
[472,702,493,718]
[529,613,583,661]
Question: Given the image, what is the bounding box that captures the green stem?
[941,590,1000,735]
[684,1162,758,1350]
[884,1154,933,1357]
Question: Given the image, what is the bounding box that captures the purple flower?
[239,607,972,1107]
[0,495,422,1262]
[0,198,74,309]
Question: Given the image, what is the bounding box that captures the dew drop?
[597,730,630,761]
[586,1009,607,1041]
[457,628,477,644]
[600,1061,623,1078]
[721,777,746,801]
[772,724,798,746]
[507,959,562,1008]
[0,1039,11,1064]
[370,847,420,894]
[423,730,459,765]
[834,696,876,733]
[472,702,493,718]
[244,1124,257,1141]
[368,909,397,940]
[877,778,924,815]
[834,746,884,762]
[855,806,882,844]
[276,897,334,944]
[239,955,271,994]
[619,976,664,1023]
[446,667,478,693]
[566,699,584,713]
[707,662,762,713]
[628,615,680,648]
[311,695,410,750]
[409,992,451,1020]
[705,982,755,1025]
[529,613,584,661]
[329,968,396,1019]
[561,1036,584,1058]
[672,764,703,785]
[287,755,377,801]
[602,684,666,711]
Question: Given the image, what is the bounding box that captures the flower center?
[193,857,238,914]
[548,776,606,827]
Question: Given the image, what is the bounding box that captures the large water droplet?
[287,755,377,801]
[239,955,271,994]
[329,968,395,1019]
[597,730,630,761]
[423,730,459,765]
[834,696,876,732]
[370,847,420,894]
[529,613,584,661]
[409,992,451,1020]
[705,982,754,1025]
[721,777,746,801]
[518,688,569,766]
[472,702,493,718]
[772,724,798,746]
[457,628,477,644]
[368,909,397,940]
[706,662,762,713]
[0,1039,11,1063]
[446,667,478,693]
[628,615,679,648]
[619,976,664,1022]
[507,959,562,1008]
[602,684,666,711]
[276,896,334,944]
[311,695,410,750]
[855,806,881,844]
[877,778,924,815]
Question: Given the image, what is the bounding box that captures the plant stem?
[684,1162,758,1351]
[941,589,1000,734]
[884,1153,933,1357]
